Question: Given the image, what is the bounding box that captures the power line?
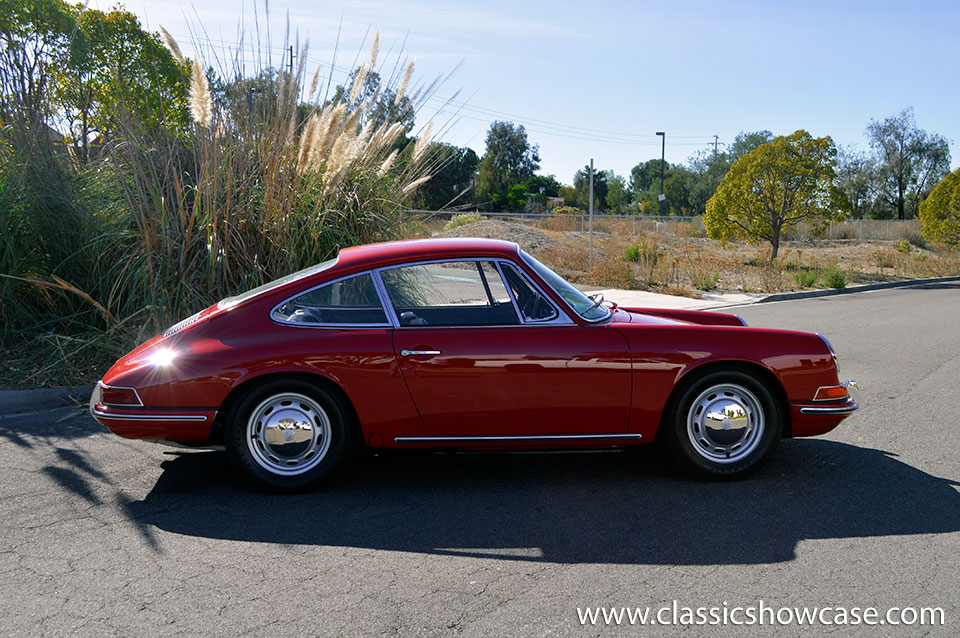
[173,31,720,148]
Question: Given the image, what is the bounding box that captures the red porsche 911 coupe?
[90,238,859,489]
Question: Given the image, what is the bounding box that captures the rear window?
[218,258,338,309]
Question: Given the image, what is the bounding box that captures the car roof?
[336,237,521,271]
[217,238,524,313]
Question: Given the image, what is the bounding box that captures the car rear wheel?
[664,370,782,479]
[225,379,349,490]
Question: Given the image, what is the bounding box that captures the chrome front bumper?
[799,380,860,415]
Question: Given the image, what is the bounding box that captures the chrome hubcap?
[686,383,764,464]
[246,393,331,475]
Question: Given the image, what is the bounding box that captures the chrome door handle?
[400,349,441,357]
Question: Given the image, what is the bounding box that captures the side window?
[380,261,520,327]
[501,263,558,322]
[272,273,388,325]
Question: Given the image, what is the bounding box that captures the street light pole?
[656,131,665,216]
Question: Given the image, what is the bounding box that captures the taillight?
[100,384,142,406]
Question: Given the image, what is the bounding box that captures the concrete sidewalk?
[0,385,92,417]
[585,273,960,311]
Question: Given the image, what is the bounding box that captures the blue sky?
[94,0,960,184]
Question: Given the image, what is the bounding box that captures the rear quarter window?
[271,272,389,326]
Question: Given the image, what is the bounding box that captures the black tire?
[224,378,350,491]
[663,370,782,480]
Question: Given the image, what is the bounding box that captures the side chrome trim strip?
[798,403,859,415]
[92,408,209,422]
[394,433,643,443]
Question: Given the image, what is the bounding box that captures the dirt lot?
[429,218,960,296]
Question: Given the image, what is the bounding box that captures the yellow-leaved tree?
[919,167,960,248]
[704,130,848,259]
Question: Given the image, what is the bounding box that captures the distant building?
[546,197,564,210]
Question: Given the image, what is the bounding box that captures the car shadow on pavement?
[122,439,960,565]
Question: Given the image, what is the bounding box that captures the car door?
[379,259,632,436]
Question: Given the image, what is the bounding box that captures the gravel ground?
[435,220,557,254]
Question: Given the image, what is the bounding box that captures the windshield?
[218,258,338,309]
[519,250,611,321]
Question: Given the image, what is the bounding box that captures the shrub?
[919,167,960,247]
[444,213,485,231]
[692,271,719,291]
[794,269,818,287]
[897,239,912,254]
[552,206,583,216]
[758,260,786,292]
[824,268,847,289]
[872,248,898,271]
[686,255,719,291]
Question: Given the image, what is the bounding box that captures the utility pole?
[656,132,666,216]
[713,134,719,160]
[289,45,295,77]
[588,158,594,270]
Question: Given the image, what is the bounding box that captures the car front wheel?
[225,379,349,490]
[664,370,782,479]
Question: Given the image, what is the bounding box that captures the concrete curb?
[759,275,960,303]
[0,385,93,417]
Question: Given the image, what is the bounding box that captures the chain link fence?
[404,210,923,243]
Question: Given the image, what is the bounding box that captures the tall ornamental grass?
[1,13,446,384]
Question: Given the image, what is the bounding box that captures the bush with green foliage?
[919,167,960,247]
[823,268,847,289]
[0,6,443,382]
[443,213,485,231]
[704,130,848,259]
[794,269,819,287]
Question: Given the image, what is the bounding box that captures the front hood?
[608,307,691,326]
[615,306,747,327]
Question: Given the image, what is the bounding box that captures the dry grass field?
[426,217,960,296]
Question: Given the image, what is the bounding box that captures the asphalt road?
[1,283,958,637]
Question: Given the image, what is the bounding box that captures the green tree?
[867,107,951,220]
[681,131,773,215]
[573,165,608,211]
[331,67,416,140]
[52,7,188,162]
[663,168,694,215]
[835,145,877,220]
[522,174,562,204]
[476,120,540,210]
[558,184,578,208]
[629,158,666,194]
[605,173,630,212]
[728,130,773,162]
[704,130,847,259]
[919,168,960,247]
[414,143,479,210]
[0,0,76,143]
[630,160,696,216]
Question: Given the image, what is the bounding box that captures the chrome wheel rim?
[686,383,764,464]
[246,392,331,475]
